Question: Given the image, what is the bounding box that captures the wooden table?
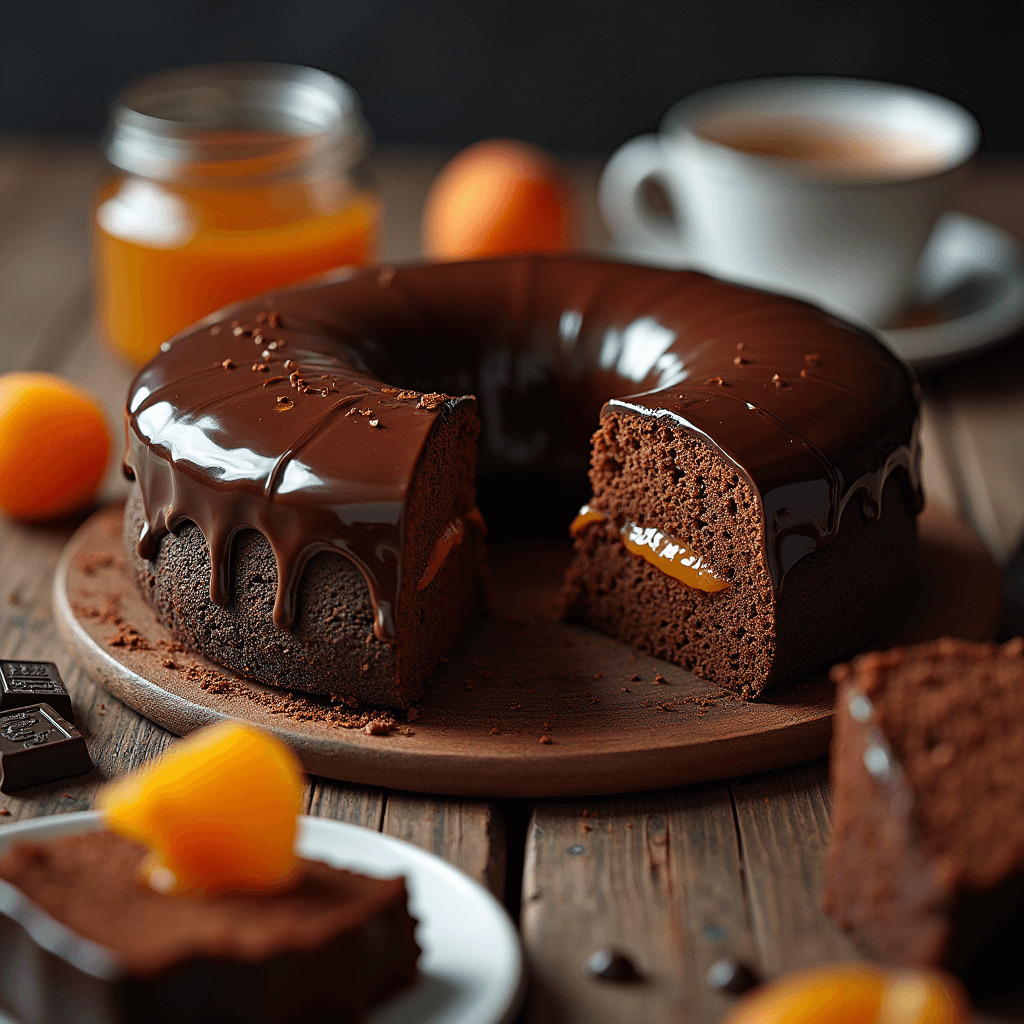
[0,140,1022,1023]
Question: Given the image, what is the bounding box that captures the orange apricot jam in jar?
[95,64,380,365]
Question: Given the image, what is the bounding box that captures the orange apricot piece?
[877,970,973,1023]
[423,138,577,260]
[722,963,887,1024]
[98,721,304,895]
[0,372,110,521]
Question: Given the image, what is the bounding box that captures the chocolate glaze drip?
[124,257,921,641]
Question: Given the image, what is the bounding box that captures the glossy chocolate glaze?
[124,256,921,642]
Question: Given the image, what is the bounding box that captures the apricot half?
[722,963,887,1024]
[722,963,972,1024]
[423,138,577,260]
[0,372,110,521]
[98,721,304,895]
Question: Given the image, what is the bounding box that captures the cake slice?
[0,831,419,1024]
[562,408,917,697]
[823,637,1024,984]
[124,390,485,709]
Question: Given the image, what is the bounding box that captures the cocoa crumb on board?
[74,594,124,625]
[74,552,119,576]
[106,626,150,651]
[0,808,10,816]
[176,662,414,735]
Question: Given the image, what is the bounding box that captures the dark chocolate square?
[0,661,74,723]
[0,704,91,793]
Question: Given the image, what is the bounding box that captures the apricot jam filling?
[416,507,485,592]
[569,505,729,593]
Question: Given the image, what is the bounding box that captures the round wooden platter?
[53,503,1001,798]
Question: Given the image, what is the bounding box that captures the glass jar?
[94,63,380,365]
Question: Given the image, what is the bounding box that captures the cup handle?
[598,134,686,261]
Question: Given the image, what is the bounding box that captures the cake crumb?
[0,808,10,816]
[363,717,394,736]
[417,392,448,411]
[539,735,552,745]
[221,359,235,370]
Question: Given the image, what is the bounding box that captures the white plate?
[0,812,525,1024]
[880,211,1024,369]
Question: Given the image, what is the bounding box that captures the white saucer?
[880,211,1024,369]
[0,812,525,1024]
[612,210,1024,370]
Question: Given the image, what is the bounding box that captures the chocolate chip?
[584,948,641,982]
[706,958,760,994]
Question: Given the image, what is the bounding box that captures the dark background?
[1,1,1020,153]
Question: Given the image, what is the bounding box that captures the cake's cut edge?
[562,407,919,697]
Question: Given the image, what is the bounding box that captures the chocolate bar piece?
[0,705,91,793]
[0,661,75,723]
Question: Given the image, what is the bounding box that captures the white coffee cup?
[599,77,981,325]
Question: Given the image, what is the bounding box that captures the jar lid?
[105,63,371,181]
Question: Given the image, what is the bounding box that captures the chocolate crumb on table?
[584,948,642,982]
[705,958,760,994]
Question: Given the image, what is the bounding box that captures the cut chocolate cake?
[124,257,920,705]
[0,830,420,1023]
[823,637,1024,983]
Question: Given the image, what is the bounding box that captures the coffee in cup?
[599,77,981,325]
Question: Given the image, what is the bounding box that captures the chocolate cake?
[123,256,921,705]
[823,637,1024,983]
[0,830,419,1023]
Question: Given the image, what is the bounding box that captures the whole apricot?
[423,138,577,260]
[722,963,887,1024]
[0,372,110,521]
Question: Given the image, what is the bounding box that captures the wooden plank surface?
[0,141,1020,1024]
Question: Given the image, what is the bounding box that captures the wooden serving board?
[53,503,1001,797]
